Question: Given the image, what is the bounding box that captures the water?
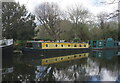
[2,49,120,82]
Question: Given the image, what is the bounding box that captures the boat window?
[61,58,63,60]
[79,45,82,47]
[46,60,48,62]
[74,55,77,58]
[117,43,119,46]
[99,41,102,46]
[93,41,96,47]
[68,56,70,59]
[56,44,58,47]
[89,41,90,44]
[84,45,86,47]
[68,45,70,47]
[104,41,106,46]
[61,45,63,47]
[26,43,32,47]
[46,44,48,47]
[55,59,57,61]
[74,44,77,47]
[79,55,81,57]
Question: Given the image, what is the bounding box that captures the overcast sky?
[15,0,118,16]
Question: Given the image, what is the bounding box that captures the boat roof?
[26,41,87,44]
[89,38,116,41]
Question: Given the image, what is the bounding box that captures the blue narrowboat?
[89,38,120,50]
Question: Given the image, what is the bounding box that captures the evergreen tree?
[2,2,36,40]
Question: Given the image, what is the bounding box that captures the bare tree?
[96,0,119,42]
[97,12,118,40]
[100,0,120,19]
[67,5,89,24]
[97,12,108,29]
[35,2,63,40]
[67,5,89,39]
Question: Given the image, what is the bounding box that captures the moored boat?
[22,40,90,55]
[0,39,13,58]
[89,38,120,50]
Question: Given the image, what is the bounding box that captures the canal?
[2,49,120,82]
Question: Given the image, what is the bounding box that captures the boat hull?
[92,47,120,50]
[2,45,13,58]
[22,48,90,56]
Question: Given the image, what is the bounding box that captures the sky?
[15,0,118,16]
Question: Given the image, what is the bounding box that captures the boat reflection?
[2,67,14,75]
[2,49,120,81]
[2,57,14,74]
[21,52,89,66]
[89,49,120,59]
[25,52,88,81]
[41,53,89,65]
[4,52,88,81]
[87,49,120,82]
[2,57,14,81]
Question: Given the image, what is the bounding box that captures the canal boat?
[0,39,13,57]
[22,40,90,55]
[89,38,120,50]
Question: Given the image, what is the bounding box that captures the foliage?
[34,2,118,41]
[2,2,118,42]
[2,2,36,40]
[14,40,27,50]
[73,37,81,42]
[35,2,63,40]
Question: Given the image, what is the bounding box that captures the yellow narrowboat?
[22,41,90,55]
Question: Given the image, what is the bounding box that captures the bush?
[14,40,27,50]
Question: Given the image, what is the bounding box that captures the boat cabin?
[89,38,120,49]
[25,41,89,49]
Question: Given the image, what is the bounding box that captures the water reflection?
[89,49,119,59]
[2,49,120,81]
[41,53,88,65]
[88,49,120,81]
[2,67,13,75]
[35,66,48,81]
